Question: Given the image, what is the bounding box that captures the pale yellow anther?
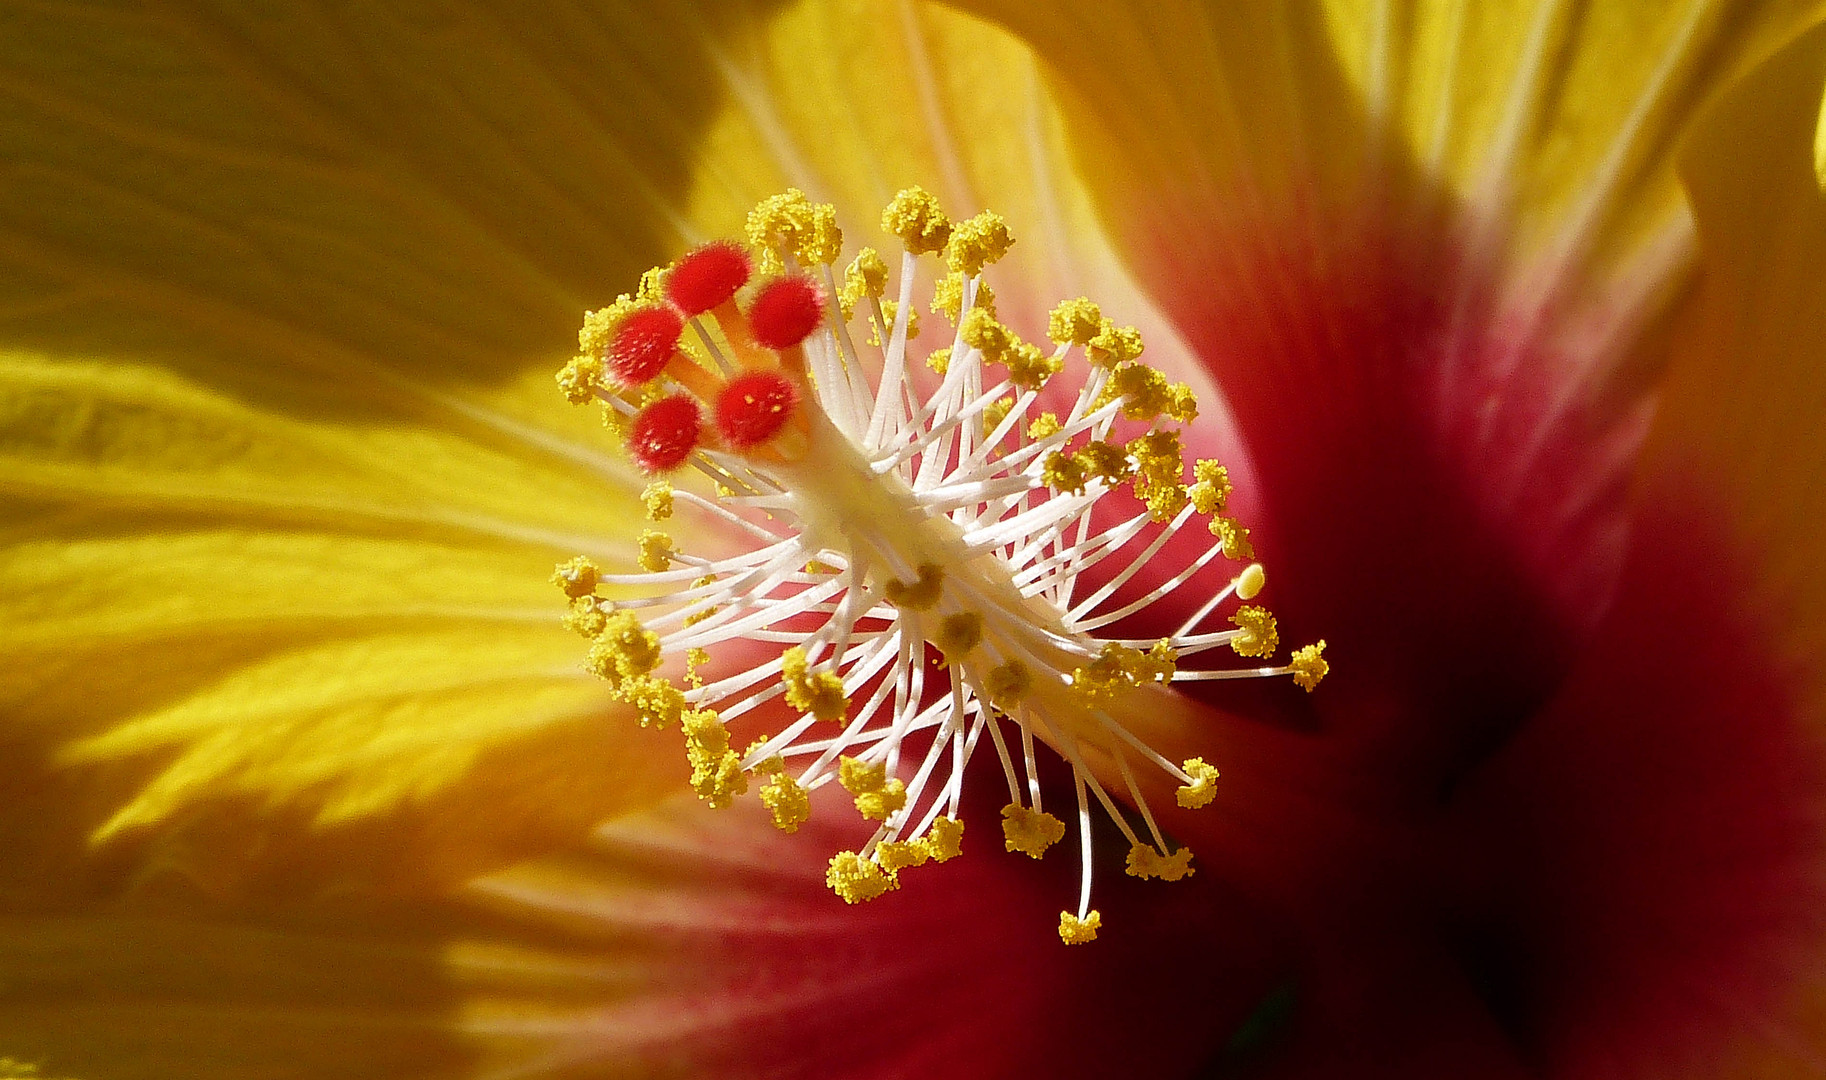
[1236,563,1266,601]
[924,815,965,862]
[761,772,811,833]
[932,271,996,323]
[827,851,899,903]
[638,530,674,573]
[552,556,602,599]
[1001,802,1066,858]
[1048,297,1103,346]
[1058,910,1102,944]
[883,563,944,611]
[747,189,843,269]
[1085,319,1145,368]
[1002,340,1062,391]
[959,307,1013,362]
[1188,460,1232,514]
[1125,843,1196,881]
[782,646,848,722]
[839,247,889,317]
[682,708,746,808]
[945,211,1014,277]
[882,186,952,255]
[982,396,1016,436]
[838,755,906,821]
[563,596,609,638]
[585,611,662,684]
[641,481,674,521]
[1229,605,1279,658]
[556,354,604,404]
[1177,757,1221,809]
[934,611,983,663]
[868,299,919,346]
[984,661,1031,705]
[1289,641,1330,692]
[1027,412,1062,440]
[925,346,951,376]
[876,839,931,874]
[618,673,687,729]
[1211,514,1255,560]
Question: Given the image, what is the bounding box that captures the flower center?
[552,187,1327,944]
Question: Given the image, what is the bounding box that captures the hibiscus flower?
[4,2,1826,1078]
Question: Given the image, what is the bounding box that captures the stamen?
[551,189,1330,943]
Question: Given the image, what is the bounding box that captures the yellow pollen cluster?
[984,661,1031,704]
[839,756,908,821]
[563,596,609,638]
[1188,460,1232,514]
[1127,430,1190,521]
[933,271,996,323]
[1071,641,1176,703]
[868,299,919,346]
[982,396,1016,435]
[747,188,843,271]
[1085,320,1145,367]
[782,646,848,722]
[1001,803,1067,858]
[641,481,674,521]
[638,530,673,572]
[1048,297,1103,346]
[827,850,898,904]
[1176,757,1221,809]
[551,555,601,598]
[882,185,952,254]
[1290,641,1330,691]
[1058,910,1102,945]
[925,346,951,375]
[585,610,662,682]
[683,709,746,809]
[945,210,1014,277]
[1126,843,1196,881]
[1210,514,1255,560]
[839,247,889,317]
[756,759,811,833]
[1229,605,1280,658]
[826,816,964,903]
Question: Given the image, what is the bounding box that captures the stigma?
[554,188,1327,944]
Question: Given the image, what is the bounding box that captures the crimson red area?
[605,305,684,386]
[747,275,825,349]
[715,370,799,450]
[628,394,702,473]
[667,240,752,316]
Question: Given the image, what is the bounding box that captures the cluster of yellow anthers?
[553,187,1328,945]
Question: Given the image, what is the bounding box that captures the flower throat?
[553,187,1327,944]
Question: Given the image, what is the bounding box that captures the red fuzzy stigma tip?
[715,370,800,450]
[606,306,684,386]
[628,394,702,473]
[666,241,752,316]
[747,276,825,350]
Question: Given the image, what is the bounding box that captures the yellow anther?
[1071,642,1140,702]
[1001,802,1067,858]
[1078,440,1135,485]
[1142,639,1179,684]
[932,270,996,323]
[782,646,848,721]
[984,661,1031,705]
[1167,383,1199,423]
[638,530,674,573]
[746,746,785,774]
[945,211,1014,277]
[1211,515,1255,560]
[618,673,687,729]
[1289,641,1330,692]
[563,596,609,638]
[1085,319,1145,367]
[925,346,951,375]
[1027,412,1062,440]
[747,189,843,270]
[1048,297,1103,346]
[868,299,919,346]
[934,611,983,663]
[552,556,602,599]
[838,756,907,821]
[585,611,662,684]
[761,772,811,833]
[635,265,669,305]
[1125,843,1196,881]
[686,646,710,685]
[1229,605,1279,658]
[827,851,898,903]
[1188,460,1232,514]
[924,815,965,862]
[641,481,674,521]
[1058,910,1102,944]
[883,563,944,611]
[577,296,641,359]
[1177,757,1221,809]
[556,354,604,404]
[982,396,1015,436]
[959,307,1014,362]
[1042,449,1090,495]
[682,709,746,809]
[1127,429,1189,521]
[1236,563,1266,601]
[839,246,889,317]
[876,839,931,874]
[1100,362,1176,422]
[683,574,721,628]
[882,186,952,255]
[1003,340,1062,391]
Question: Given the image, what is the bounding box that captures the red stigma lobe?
[606,306,684,386]
[715,370,800,450]
[666,241,752,316]
[628,394,702,473]
[747,276,825,350]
